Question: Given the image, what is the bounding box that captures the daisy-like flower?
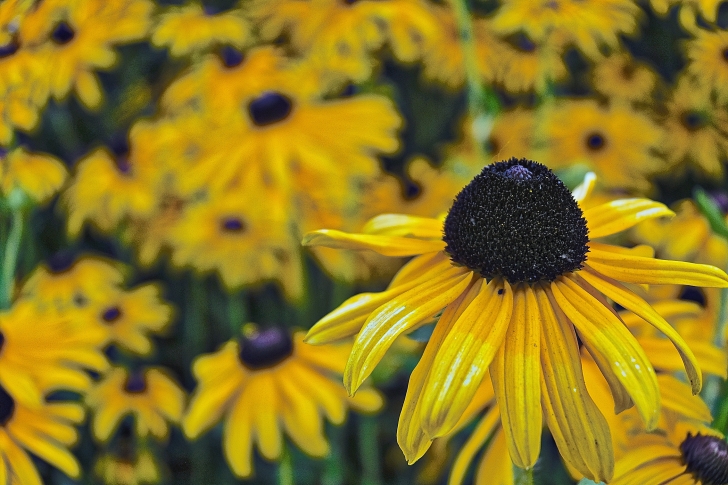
[302,159,728,477]
[492,33,568,93]
[0,146,67,204]
[86,366,185,442]
[182,327,383,478]
[686,29,728,104]
[593,53,659,104]
[536,99,664,192]
[151,3,251,57]
[92,284,173,356]
[650,0,723,28]
[661,76,728,178]
[492,0,641,60]
[0,300,108,406]
[0,383,85,484]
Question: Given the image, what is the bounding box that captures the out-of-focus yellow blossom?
[0,146,66,203]
[374,0,440,65]
[95,448,160,485]
[86,367,185,442]
[493,33,568,93]
[661,76,728,178]
[183,328,383,479]
[151,4,251,57]
[632,199,728,269]
[90,284,173,356]
[492,0,641,60]
[650,0,723,29]
[0,300,108,406]
[536,99,664,193]
[0,386,85,484]
[166,186,303,299]
[20,0,153,109]
[20,255,125,311]
[593,53,659,104]
[685,29,728,104]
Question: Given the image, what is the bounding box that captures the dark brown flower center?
[680,433,728,485]
[247,92,293,127]
[51,21,75,45]
[0,385,14,426]
[219,45,244,68]
[123,371,147,394]
[443,158,589,284]
[238,327,293,370]
[220,216,246,233]
[585,132,606,151]
[682,111,708,131]
[101,306,123,324]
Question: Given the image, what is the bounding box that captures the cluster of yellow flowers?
[1,0,728,484]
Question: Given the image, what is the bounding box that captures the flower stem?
[278,448,294,485]
[0,209,23,309]
[359,416,382,485]
[515,467,535,485]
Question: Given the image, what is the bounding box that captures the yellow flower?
[536,99,664,193]
[492,0,641,59]
[492,33,568,93]
[303,161,728,478]
[91,284,173,356]
[182,327,383,478]
[86,366,185,442]
[0,146,67,203]
[593,53,659,104]
[661,76,728,178]
[166,187,304,299]
[0,386,85,484]
[0,300,108,406]
[151,3,251,57]
[373,0,440,65]
[686,28,728,104]
[650,0,723,28]
[95,448,160,485]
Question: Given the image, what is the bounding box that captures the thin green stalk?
[0,209,23,309]
[322,426,345,485]
[514,467,534,485]
[278,448,294,485]
[227,289,247,338]
[359,416,382,485]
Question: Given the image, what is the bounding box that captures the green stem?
[227,289,247,338]
[514,467,534,485]
[0,209,23,309]
[278,448,294,485]
[322,426,345,485]
[359,416,382,485]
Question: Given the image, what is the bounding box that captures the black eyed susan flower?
[686,29,728,104]
[650,0,722,28]
[537,100,664,193]
[492,32,568,94]
[0,383,85,484]
[593,53,659,104]
[150,3,251,57]
[86,367,185,442]
[182,327,383,478]
[303,159,728,478]
[0,147,66,203]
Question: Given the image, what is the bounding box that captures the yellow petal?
[287,361,346,424]
[397,279,483,463]
[9,423,80,477]
[613,447,681,480]
[419,279,513,438]
[579,268,702,394]
[587,242,728,287]
[585,199,674,239]
[657,374,712,423]
[388,251,449,289]
[250,376,282,460]
[0,432,42,485]
[448,405,501,485]
[306,257,453,344]
[613,457,685,485]
[345,266,472,394]
[538,285,613,482]
[302,229,445,256]
[223,394,254,477]
[490,285,541,469]
[572,171,597,204]
[550,277,660,429]
[473,429,514,485]
[361,214,443,239]
[279,378,329,458]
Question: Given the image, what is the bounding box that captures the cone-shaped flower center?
[0,384,15,426]
[443,158,589,283]
[47,251,76,273]
[220,45,244,68]
[680,433,728,485]
[124,371,148,394]
[220,216,246,233]
[248,92,293,127]
[51,21,75,44]
[238,327,293,370]
[101,306,123,324]
[585,132,606,151]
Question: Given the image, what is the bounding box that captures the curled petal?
[361,214,443,239]
[585,199,674,239]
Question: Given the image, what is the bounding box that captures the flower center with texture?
[51,21,75,44]
[247,92,293,127]
[123,371,148,394]
[443,158,589,284]
[101,306,123,324]
[238,327,294,370]
[219,45,244,68]
[680,433,728,485]
[585,131,606,151]
[220,216,246,233]
[0,384,14,426]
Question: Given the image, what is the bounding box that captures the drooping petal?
[578,268,702,394]
[657,374,712,423]
[550,277,660,429]
[419,279,513,439]
[223,393,254,478]
[448,405,501,485]
[538,285,613,482]
[587,242,728,287]
[361,214,443,239]
[572,171,596,205]
[397,279,483,464]
[344,266,473,394]
[388,251,450,289]
[612,447,681,479]
[641,338,728,378]
[302,229,446,256]
[584,199,674,239]
[473,428,514,485]
[306,256,454,344]
[619,300,701,329]
[490,285,541,469]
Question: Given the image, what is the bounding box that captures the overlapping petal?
[361,214,443,239]
[584,199,674,239]
[302,229,446,256]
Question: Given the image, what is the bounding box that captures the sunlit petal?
[585,199,674,239]
[302,229,446,256]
